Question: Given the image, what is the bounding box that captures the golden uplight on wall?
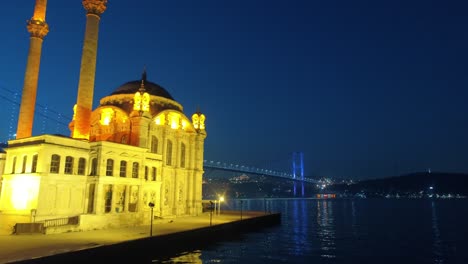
[10,175,40,210]
[100,108,114,125]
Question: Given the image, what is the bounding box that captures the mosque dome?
[98,71,183,115]
[111,80,174,100]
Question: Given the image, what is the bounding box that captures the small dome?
[111,80,174,100]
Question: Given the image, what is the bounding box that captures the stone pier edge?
[14,212,281,263]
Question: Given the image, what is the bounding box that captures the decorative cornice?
[27,19,49,39]
[82,0,107,16]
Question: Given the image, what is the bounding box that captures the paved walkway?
[0,211,263,264]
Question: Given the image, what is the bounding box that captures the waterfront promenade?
[0,211,276,263]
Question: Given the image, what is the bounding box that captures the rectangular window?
[90,158,97,176]
[11,156,16,174]
[144,166,148,180]
[151,136,158,153]
[128,186,138,212]
[31,154,38,173]
[152,167,157,181]
[132,162,139,178]
[180,143,186,168]
[106,159,114,176]
[50,154,60,173]
[116,186,126,213]
[78,158,86,175]
[22,156,27,173]
[104,185,113,213]
[166,140,172,166]
[64,156,74,174]
[120,161,127,177]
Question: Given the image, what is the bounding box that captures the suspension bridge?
[0,83,313,184]
[203,157,315,183]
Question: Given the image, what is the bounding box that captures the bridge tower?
[292,152,304,180]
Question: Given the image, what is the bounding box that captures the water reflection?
[155,250,202,264]
[431,201,443,263]
[291,199,300,255]
[293,182,305,197]
[351,200,357,238]
[148,199,467,263]
[316,200,336,259]
[286,199,312,257]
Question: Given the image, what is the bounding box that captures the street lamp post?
[218,196,224,215]
[240,200,243,220]
[209,201,214,226]
[148,202,155,236]
[31,209,37,223]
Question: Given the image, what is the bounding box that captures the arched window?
[151,136,158,153]
[121,135,128,144]
[90,158,98,176]
[132,162,139,178]
[78,158,86,175]
[65,156,74,174]
[120,161,127,177]
[106,159,114,176]
[180,143,186,168]
[50,154,60,173]
[166,139,172,166]
[22,156,27,173]
[31,154,38,173]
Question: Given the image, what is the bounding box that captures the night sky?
[1,0,468,180]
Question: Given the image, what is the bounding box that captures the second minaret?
[72,0,107,139]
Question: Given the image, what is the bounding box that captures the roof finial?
[142,65,147,83]
[139,65,147,93]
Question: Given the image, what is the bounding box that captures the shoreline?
[0,211,280,263]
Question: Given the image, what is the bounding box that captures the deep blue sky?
[1,0,468,180]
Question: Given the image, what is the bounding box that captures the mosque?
[0,0,207,233]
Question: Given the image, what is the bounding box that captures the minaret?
[72,0,107,140]
[16,0,49,139]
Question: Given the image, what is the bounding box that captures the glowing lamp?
[192,111,206,131]
[134,89,150,113]
[10,176,40,210]
[169,113,180,129]
[155,114,165,125]
[100,108,114,125]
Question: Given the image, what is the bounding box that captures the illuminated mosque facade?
[0,0,207,233]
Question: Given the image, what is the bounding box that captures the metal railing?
[14,215,80,234]
[15,223,44,234]
[43,215,80,228]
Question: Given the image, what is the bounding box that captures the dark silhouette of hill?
[330,172,468,195]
